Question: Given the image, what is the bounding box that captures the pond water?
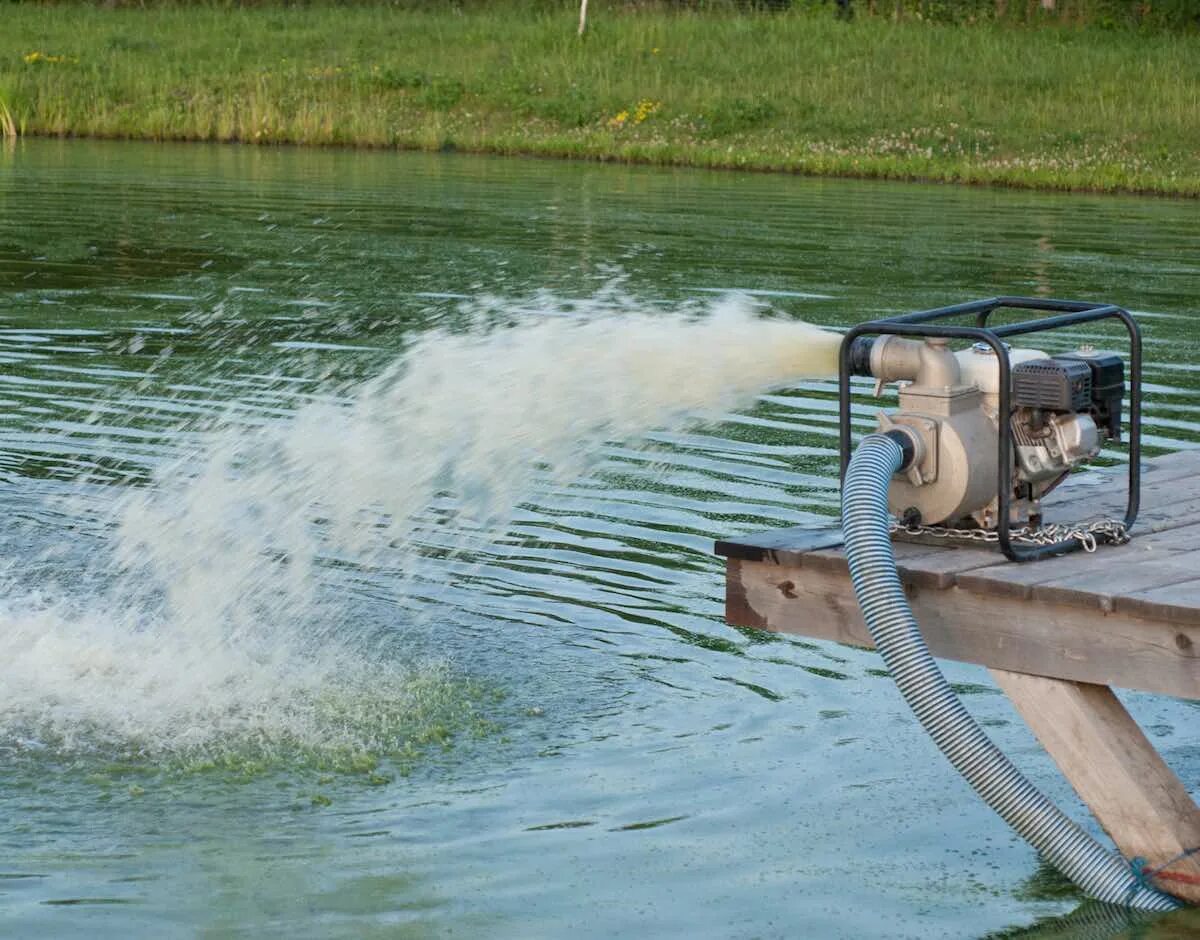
[1,139,1198,939]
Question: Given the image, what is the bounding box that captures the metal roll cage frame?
[838,296,1141,563]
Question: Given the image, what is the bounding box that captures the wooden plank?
[1057,452,1200,495]
[801,541,1007,589]
[1049,451,1200,512]
[991,669,1200,905]
[716,528,1013,589]
[1054,467,1200,534]
[727,557,1200,699]
[1123,448,1200,480]
[714,525,843,564]
[802,529,1200,617]
[1119,579,1200,628]
[954,524,1200,603]
[954,526,1200,627]
[1033,558,1200,613]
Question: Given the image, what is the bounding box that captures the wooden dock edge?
[726,557,1200,701]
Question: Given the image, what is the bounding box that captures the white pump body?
[868,336,1102,528]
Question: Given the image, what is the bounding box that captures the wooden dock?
[715,449,1200,904]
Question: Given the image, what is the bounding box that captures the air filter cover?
[1012,357,1093,412]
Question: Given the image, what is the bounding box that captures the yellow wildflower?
[608,110,629,129]
[633,99,660,125]
[24,51,71,65]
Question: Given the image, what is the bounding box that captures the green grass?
[3,2,1200,195]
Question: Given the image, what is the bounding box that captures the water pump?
[838,297,1140,561]
[826,297,1177,912]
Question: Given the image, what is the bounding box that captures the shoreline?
[15,130,1196,202]
[4,3,1199,199]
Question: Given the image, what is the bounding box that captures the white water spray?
[0,291,842,764]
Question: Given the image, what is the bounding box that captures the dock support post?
[991,669,1200,905]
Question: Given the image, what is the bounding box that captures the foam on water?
[0,591,477,769]
[0,291,842,765]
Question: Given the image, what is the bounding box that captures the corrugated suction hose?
[841,433,1179,912]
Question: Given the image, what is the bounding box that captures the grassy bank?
[3,2,1199,195]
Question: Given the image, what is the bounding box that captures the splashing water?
[0,291,842,767]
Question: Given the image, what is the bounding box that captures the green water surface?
[1,140,1199,939]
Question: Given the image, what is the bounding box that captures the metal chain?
[888,518,1130,553]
